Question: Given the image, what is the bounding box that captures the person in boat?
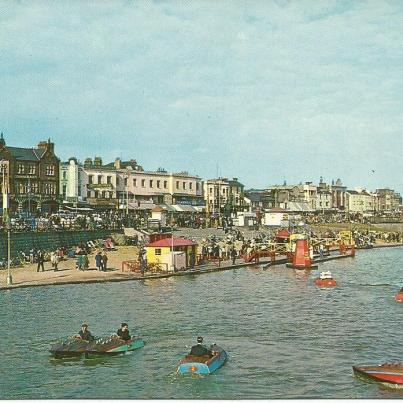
[189,336,213,357]
[78,324,95,341]
[117,323,131,341]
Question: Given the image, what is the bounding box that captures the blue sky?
[1,0,402,193]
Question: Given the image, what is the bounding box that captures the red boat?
[314,271,337,287]
[353,363,403,388]
[395,289,403,302]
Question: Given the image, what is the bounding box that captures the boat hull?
[286,263,318,270]
[314,278,337,287]
[50,336,144,358]
[177,345,227,375]
[353,364,403,388]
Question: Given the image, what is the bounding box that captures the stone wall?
[0,230,120,258]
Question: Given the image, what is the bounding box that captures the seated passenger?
[78,324,95,341]
[189,336,212,357]
[117,323,131,341]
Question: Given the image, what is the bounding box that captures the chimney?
[94,156,103,167]
[84,158,93,168]
[38,138,54,154]
[114,158,121,169]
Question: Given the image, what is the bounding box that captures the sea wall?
[0,229,120,258]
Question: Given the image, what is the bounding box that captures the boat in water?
[314,271,337,287]
[353,363,403,388]
[50,336,145,358]
[395,288,403,302]
[177,344,227,375]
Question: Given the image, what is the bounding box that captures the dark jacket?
[79,329,95,341]
[190,344,211,357]
[117,328,131,341]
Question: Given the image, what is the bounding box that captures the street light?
[125,170,129,216]
[1,160,12,285]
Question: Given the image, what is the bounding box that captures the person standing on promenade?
[51,250,59,271]
[102,251,108,271]
[230,247,237,265]
[36,250,45,272]
[95,251,103,271]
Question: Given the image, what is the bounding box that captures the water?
[0,247,402,399]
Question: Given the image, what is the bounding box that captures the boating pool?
[0,246,402,399]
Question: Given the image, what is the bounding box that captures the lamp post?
[1,160,12,285]
[125,170,129,216]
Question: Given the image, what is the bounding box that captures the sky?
[0,0,402,193]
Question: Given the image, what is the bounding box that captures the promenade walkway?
[1,243,401,291]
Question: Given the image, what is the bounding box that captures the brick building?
[0,134,60,214]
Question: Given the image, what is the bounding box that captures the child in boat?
[189,336,213,357]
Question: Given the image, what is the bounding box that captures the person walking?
[95,251,103,271]
[36,250,45,272]
[102,252,108,271]
[51,250,59,271]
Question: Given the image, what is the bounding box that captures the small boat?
[395,289,403,302]
[50,336,144,358]
[87,336,145,356]
[50,337,91,358]
[314,271,337,287]
[286,263,318,270]
[177,344,227,375]
[353,363,403,388]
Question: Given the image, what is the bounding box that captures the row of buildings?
[245,179,402,214]
[0,135,401,215]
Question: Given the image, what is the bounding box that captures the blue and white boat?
[177,344,227,375]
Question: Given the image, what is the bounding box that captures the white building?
[346,188,375,213]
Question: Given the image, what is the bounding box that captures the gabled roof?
[8,147,46,161]
[147,237,197,247]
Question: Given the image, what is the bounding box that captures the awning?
[172,204,197,212]
[158,203,177,212]
[287,202,315,212]
[64,206,94,212]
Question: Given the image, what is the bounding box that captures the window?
[88,175,93,184]
[150,180,153,188]
[45,165,55,176]
[141,179,145,187]
[196,182,200,191]
[98,175,102,184]
[157,180,160,188]
[176,181,179,189]
[87,190,91,198]
[155,249,161,256]
[62,185,67,198]
[124,177,128,186]
[28,165,36,175]
[189,182,193,190]
[107,176,112,184]
[183,182,186,190]
[17,164,25,174]
[164,181,167,189]
[133,179,137,187]
[116,177,120,186]
[209,188,212,194]
[62,171,67,180]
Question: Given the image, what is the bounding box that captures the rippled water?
[0,247,402,399]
